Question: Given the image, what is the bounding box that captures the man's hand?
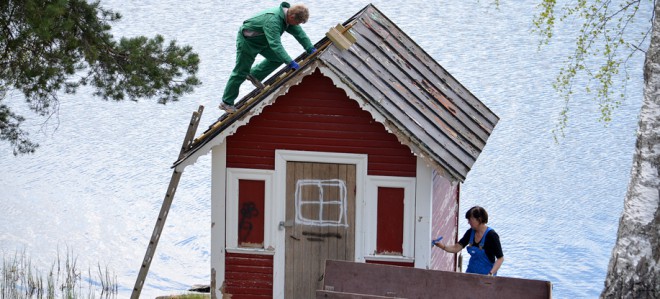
[308,47,317,54]
[289,60,300,70]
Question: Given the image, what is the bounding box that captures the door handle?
[279,220,294,230]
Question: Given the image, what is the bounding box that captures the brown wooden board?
[317,290,400,299]
[322,260,552,299]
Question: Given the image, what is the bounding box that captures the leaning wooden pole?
[131,105,204,299]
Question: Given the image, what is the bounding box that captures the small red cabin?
[174,4,498,298]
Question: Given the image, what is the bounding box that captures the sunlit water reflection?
[0,1,649,298]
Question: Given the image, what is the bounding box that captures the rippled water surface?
[0,1,651,298]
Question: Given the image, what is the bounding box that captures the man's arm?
[262,15,293,63]
[286,25,314,53]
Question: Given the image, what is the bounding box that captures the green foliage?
[532,0,652,140]
[0,0,201,155]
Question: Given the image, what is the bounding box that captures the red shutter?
[238,180,265,247]
[376,187,405,254]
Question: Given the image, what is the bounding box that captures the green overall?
[222,2,314,105]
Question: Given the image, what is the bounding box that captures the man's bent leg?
[222,36,257,105]
[250,46,288,81]
[249,59,285,81]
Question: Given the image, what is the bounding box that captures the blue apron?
[466,227,496,275]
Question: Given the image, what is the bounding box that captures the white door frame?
[272,150,367,298]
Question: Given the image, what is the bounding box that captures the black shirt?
[458,228,504,263]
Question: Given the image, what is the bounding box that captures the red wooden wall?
[226,70,417,177]
[225,252,273,298]
[223,70,428,296]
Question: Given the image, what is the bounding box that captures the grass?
[1,249,118,299]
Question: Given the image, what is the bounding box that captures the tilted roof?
[174,4,499,182]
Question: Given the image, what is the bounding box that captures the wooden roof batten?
[174,4,499,182]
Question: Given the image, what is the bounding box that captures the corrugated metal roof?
[174,4,499,182]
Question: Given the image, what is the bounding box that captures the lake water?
[0,0,651,298]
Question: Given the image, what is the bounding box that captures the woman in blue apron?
[433,206,504,276]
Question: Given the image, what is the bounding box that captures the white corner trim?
[225,168,275,250]
[364,175,416,259]
[210,143,227,297]
[414,157,434,269]
[272,150,368,298]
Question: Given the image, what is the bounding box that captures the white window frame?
[226,168,275,253]
[364,175,416,263]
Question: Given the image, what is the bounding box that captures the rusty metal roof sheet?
[174,4,499,182]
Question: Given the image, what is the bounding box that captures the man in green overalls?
[219,2,316,113]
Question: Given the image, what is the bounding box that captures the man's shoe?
[246,74,265,89]
[219,102,237,113]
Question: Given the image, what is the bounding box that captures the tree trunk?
[600,2,660,298]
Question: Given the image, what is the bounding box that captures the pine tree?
[0,0,201,155]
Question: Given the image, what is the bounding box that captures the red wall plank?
[376,187,405,254]
[238,180,265,247]
[365,260,414,267]
[224,252,273,297]
[227,70,416,177]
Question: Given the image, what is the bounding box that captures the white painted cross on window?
[294,179,348,227]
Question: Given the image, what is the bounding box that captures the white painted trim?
[414,157,434,269]
[317,65,390,134]
[210,143,227,297]
[273,150,368,298]
[364,175,416,259]
[225,248,275,255]
[225,168,274,251]
[364,255,415,263]
[174,62,322,173]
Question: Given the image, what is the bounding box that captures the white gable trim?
[174,62,322,173]
[272,150,368,298]
[316,64,390,132]
[317,63,454,182]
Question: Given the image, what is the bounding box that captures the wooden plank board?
[322,260,552,299]
[317,290,399,299]
[322,48,471,179]
[352,18,489,147]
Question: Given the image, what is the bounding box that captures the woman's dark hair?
[465,206,488,224]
